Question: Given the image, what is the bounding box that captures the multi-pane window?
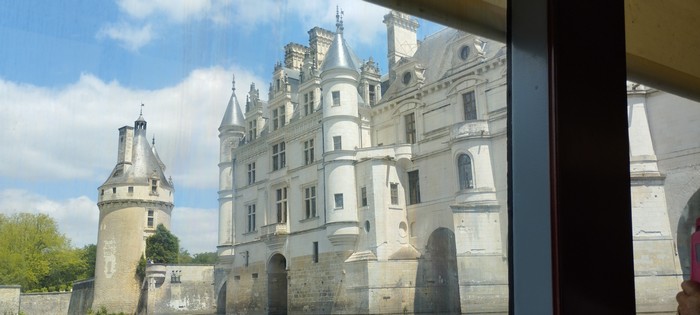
[304,186,317,218]
[332,91,340,106]
[276,187,288,223]
[361,187,368,207]
[247,162,255,185]
[248,120,256,141]
[303,139,314,165]
[458,154,474,189]
[463,91,477,121]
[334,193,344,209]
[405,113,416,144]
[369,85,376,106]
[333,136,342,151]
[304,91,315,116]
[390,183,399,205]
[147,209,154,228]
[279,108,286,128]
[408,170,421,204]
[151,179,158,194]
[247,204,256,232]
[272,142,286,171]
[273,108,286,130]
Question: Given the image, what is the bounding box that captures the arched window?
[458,154,474,189]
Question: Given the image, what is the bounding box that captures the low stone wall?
[20,292,71,315]
[141,264,216,315]
[68,279,94,315]
[0,285,21,315]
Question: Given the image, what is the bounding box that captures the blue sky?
[0,0,444,253]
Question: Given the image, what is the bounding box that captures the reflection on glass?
[627,82,690,313]
[218,9,509,315]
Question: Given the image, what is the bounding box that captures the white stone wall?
[0,286,20,315]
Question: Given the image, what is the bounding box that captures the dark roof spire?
[336,6,344,34]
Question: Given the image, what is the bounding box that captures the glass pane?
[0,1,509,314]
[627,82,696,313]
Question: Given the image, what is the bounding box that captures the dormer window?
[402,71,412,85]
[151,179,158,195]
[460,45,470,60]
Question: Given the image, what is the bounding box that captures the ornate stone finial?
[231,73,236,91]
[336,6,344,34]
[140,103,144,116]
[152,135,155,146]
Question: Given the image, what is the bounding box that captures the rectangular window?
[247,162,256,185]
[147,209,154,228]
[405,113,416,144]
[151,179,158,194]
[312,241,319,263]
[332,91,340,106]
[247,204,256,232]
[309,91,314,113]
[304,92,314,116]
[272,142,286,171]
[390,183,399,205]
[463,91,477,121]
[361,187,368,207]
[248,121,256,141]
[304,186,317,218]
[369,85,376,106]
[334,193,344,209]
[280,108,286,128]
[408,170,421,204]
[276,187,288,223]
[101,189,104,196]
[303,139,314,165]
[272,108,279,130]
[128,186,133,194]
[112,187,116,194]
[333,136,342,151]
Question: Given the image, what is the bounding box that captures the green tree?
[81,244,97,278]
[145,224,179,263]
[0,213,86,291]
[191,252,218,264]
[178,248,193,264]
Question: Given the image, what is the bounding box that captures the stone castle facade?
[214,10,684,315]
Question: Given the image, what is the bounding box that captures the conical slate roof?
[320,13,362,74]
[220,75,245,129]
[320,32,359,73]
[101,116,172,190]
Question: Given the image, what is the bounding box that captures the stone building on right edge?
[215,10,682,315]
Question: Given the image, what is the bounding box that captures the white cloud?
[0,65,265,191]
[101,0,390,51]
[0,189,99,248]
[0,189,218,253]
[97,22,154,51]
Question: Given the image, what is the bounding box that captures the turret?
[319,8,362,248]
[94,108,174,314]
[218,74,246,256]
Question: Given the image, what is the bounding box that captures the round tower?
[218,74,246,257]
[93,109,174,313]
[320,10,362,248]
